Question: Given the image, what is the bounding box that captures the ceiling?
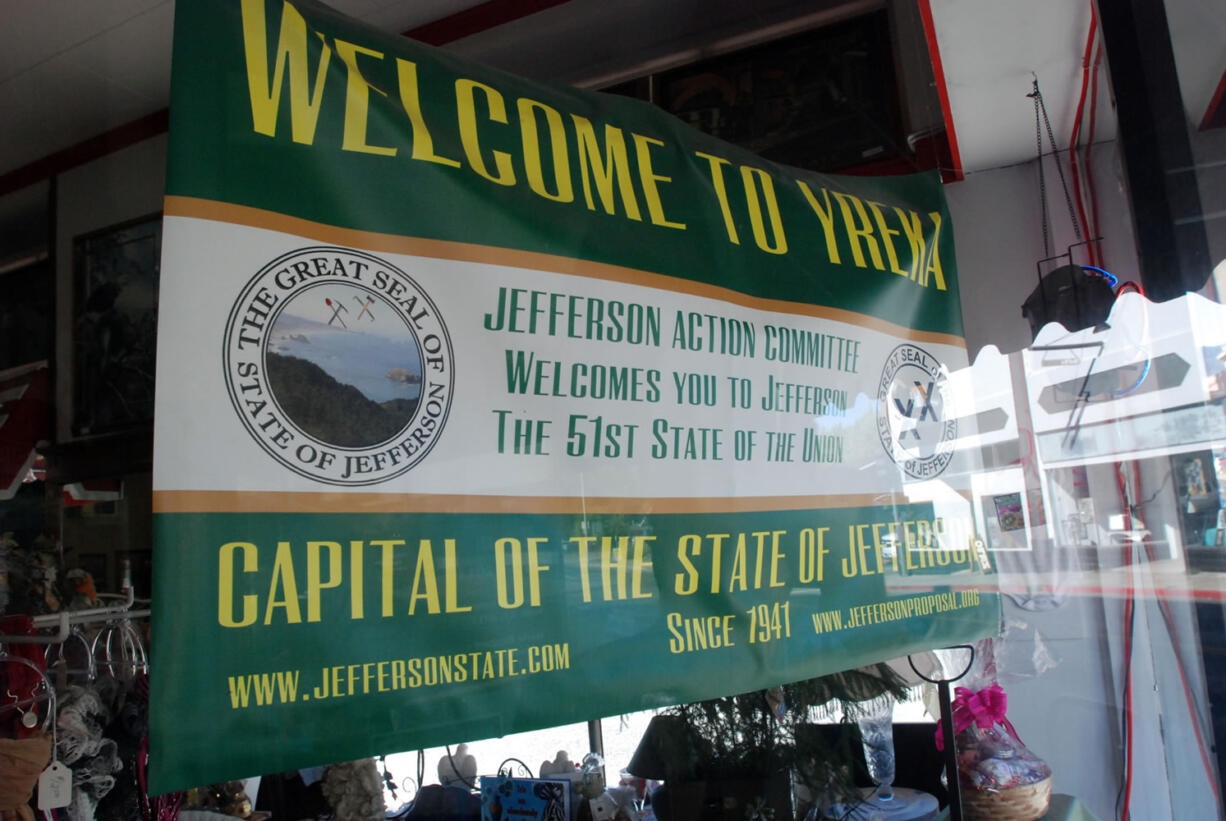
[930,0,1114,175]
[0,0,485,179]
[0,0,1223,196]
[930,0,1224,175]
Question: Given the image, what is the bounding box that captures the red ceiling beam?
[1201,67,1226,131]
[0,108,169,198]
[404,0,572,46]
[915,0,963,182]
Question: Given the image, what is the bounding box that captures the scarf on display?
[322,759,387,821]
[0,733,51,821]
[57,685,122,820]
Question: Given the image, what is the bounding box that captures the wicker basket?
[962,776,1052,821]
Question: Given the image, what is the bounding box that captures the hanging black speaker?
[1021,264,1116,340]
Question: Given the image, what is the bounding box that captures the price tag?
[589,793,618,821]
[37,760,72,810]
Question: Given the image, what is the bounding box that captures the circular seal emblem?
[223,246,454,485]
[876,343,956,479]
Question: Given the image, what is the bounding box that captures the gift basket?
[940,683,1051,820]
[933,641,1052,821]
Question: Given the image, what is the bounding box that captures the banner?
[151,0,1000,792]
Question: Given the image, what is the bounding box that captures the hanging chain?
[1031,81,1051,257]
[1032,77,1083,244]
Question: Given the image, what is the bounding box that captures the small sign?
[590,793,619,821]
[38,761,72,810]
[480,776,571,821]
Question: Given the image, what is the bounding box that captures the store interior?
[3,0,1226,819]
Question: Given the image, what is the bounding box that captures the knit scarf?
[0,733,52,821]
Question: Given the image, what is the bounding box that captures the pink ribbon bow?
[934,684,1022,751]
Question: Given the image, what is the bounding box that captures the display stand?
[0,584,152,814]
[909,646,976,821]
[0,587,148,643]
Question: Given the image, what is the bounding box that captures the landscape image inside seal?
[264,282,423,448]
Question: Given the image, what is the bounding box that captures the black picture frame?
[0,257,53,372]
[604,10,903,173]
[72,213,162,437]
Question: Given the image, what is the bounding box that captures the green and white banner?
[151,0,999,793]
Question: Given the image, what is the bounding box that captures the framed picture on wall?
[72,214,162,437]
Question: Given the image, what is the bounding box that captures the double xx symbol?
[893,381,938,441]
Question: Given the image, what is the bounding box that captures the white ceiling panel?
[927,0,1117,175]
[0,0,500,178]
[0,0,171,82]
[60,0,173,106]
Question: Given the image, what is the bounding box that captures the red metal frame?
[915,0,963,181]
[405,0,571,45]
[1200,66,1226,131]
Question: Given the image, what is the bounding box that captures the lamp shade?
[626,715,694,780]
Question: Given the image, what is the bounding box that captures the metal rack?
[0,587,150,645]
[1,584,150,691]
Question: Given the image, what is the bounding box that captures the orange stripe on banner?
[162,195,967,349]
[153,490,884,515]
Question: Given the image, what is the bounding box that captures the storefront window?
[5,1,1226,819]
